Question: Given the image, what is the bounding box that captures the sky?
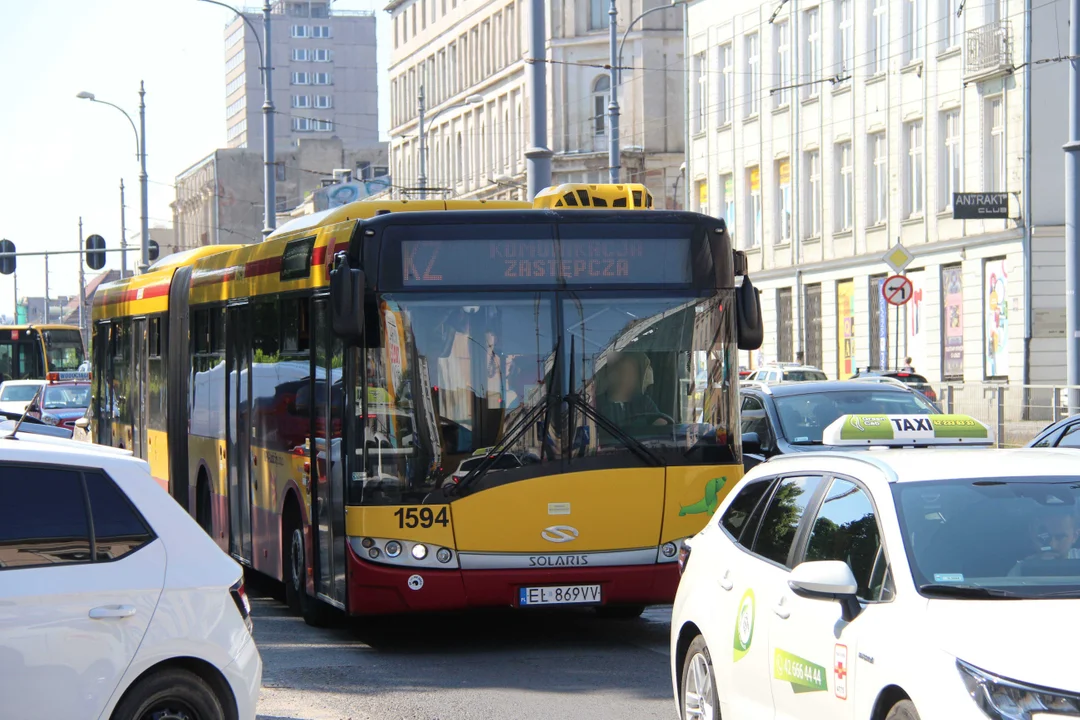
[0,0,390,317]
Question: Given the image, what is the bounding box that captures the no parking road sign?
[882,275,913,306]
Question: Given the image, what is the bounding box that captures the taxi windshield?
[774,389,936,444]
[894,477,1080,598]
[43,384,91,409]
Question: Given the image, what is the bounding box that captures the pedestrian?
[901,356,915,373]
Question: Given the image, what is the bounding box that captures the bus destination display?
[401,237,692,286]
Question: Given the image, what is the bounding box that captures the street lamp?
[418,90,484,198]
[198,0,276,238]
[610,0,688,186]
[77,85,151,273]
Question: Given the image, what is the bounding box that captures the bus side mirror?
[736,276,764,351]
[330,254,365,341]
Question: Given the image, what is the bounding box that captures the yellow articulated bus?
[0,324,86,382]
[91,184,764,624]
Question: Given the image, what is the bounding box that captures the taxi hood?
[926,598,1080,692]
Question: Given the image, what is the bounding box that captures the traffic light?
[0,239,14,275]
[148,240,160,262]
[85,234,106,270]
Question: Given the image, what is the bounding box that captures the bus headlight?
[411,543,428,560]
[384,541,402,558]
[436,547,453,563]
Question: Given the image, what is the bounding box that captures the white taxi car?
[0,429,261,719]
[671,414,1080,720]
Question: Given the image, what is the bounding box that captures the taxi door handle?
[718,570,734,591]
[89,605,136,620]
[773,598,790,619]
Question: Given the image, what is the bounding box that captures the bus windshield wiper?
[918,584,1021,599]
[454,337,562,495]
[565,393,664,467]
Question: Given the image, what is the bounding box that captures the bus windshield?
[42,329,85,371]
[353,291,736,505]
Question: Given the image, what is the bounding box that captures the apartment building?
[224,0,378,151]
[387,0,685,204]
[687,0,1069,385]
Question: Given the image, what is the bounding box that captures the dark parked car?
[740,380,940,470]
[1026,414,1080,448]
[851,367,938,403]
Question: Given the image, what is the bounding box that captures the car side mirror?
[742,431,762,455]
[74,417,90,430]
[788,561,862,622]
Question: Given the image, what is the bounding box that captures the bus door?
[131,318,148,460]
[226,303,254,564]
[311,297,346,607]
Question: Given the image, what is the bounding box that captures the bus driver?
[595,352,669,430]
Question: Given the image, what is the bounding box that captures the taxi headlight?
[957,659,1080,719]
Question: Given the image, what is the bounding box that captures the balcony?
[965,20,1013,82]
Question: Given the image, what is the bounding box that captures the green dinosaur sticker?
[679,477,727,516]
[774,649,828,693]
[733,588,755,662]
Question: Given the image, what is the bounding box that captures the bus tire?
[283,501,304,614]
[595,605,646,619]
[196,472,213,537]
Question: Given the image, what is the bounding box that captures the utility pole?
[525,0,553,199]
[138,81,150,274]
[78,218,86,348]
[418,84,428,199]
[1068,0,1080,413]
[262,0,277,237]
[43,253,50,325]
[120,179,128,278]
[607,0,620,183]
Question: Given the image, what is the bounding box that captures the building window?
[905,120,924,217]
[905,0,923,63]
[312,72,332,85]
[777,287,794,362]
[942,109,961,210]
[292,48,310,62]
[292,72,310,85]
[837,141,854,231]
[291,24,309,38]
[693,52,707,133]
[225,49,245,73]
[312,25,331,38]
[837,0,854,77]
[313,48,332,62]
[226,74,246,96]
[314,119,333,132]
[589,0,606,30]
[226,26,245,49]
[746,166,762,248]
[227,118,247,141]
[871,0,888,74]
[720,173,735,238]
[293,95,310,108]
[276,163,286,181]
[944,0,963,48]
[745,33,760,116]
[986,97,1005,192]
[717,43,733,126]
[806,149,822,237]
[870,133,887,224]
[774,21,791,108]
[292,117,312,131]
[226,95,247,119]
[804,283,823,368]
[592,75,610,135]
[804,8,821,98]
[311,3,328,17]
[314,94,332,108]
[777,160,792,242]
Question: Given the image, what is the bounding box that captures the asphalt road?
[250,589,676,720]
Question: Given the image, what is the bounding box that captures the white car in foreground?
[671,413,1080,720]
[0,431,261,720]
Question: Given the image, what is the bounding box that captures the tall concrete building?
[386,0,685,204]
[224,1,379,151]
[687,0,1069,386]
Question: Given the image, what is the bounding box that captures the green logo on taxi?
[733,589,755,662]
[774,649,828,693]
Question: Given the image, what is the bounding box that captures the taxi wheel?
[112,667,225,720]
[681,635,718,720]
[885,699,921,720]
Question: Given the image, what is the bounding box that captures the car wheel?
[885,699,921,720]
[112,667,225,720]
[594,605,645,619]
[681,635,718,720]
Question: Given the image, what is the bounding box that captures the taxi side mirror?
[788,560,862,622]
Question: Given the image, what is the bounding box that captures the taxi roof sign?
[47,371,91,382]
[822,414,994,447]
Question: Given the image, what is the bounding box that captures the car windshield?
[894,477,1080,598]
[43,384,90,409]
[0,384,42,402]
[783,370,827,382]
[774,389,936,444]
